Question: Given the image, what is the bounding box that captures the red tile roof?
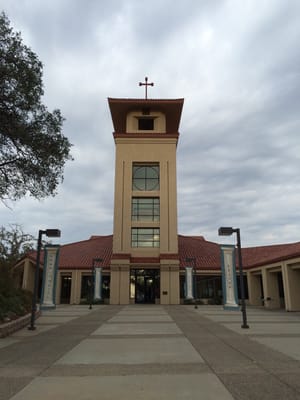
[178,235,220,270]
[24,235,113,270]
[242,242,300,268]
[23,234,300,271]
[178,235,300,270]
[59,235,112,269]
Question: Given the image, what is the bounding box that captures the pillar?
[110,255,130,305]
[119,266,130,304]
[70,270,80,304]
[282,262,300,311]
[261,267,280,309]
[169,265,180,304]
[160,262,179,305]
[56,272,61,305]
[160,266,170,305]
[22,259,35,292]
[109,266,120,305]
[247,271,263,306]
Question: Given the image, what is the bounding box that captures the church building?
[15,84,300,311]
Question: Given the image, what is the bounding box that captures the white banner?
[185,267,194,299]
[94,267,102,300]
[220,245,239,310]
[40,245,60,309]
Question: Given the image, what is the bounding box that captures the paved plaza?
[0,305,300,399]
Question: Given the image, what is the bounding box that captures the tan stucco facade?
[21,259,36,292]
[247,257,300,311]
[112,138,179,256]
[282,260,300,311]
[110,99,182,305]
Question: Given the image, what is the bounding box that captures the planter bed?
[0,311,40,338]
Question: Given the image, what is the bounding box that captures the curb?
[0,311,41,338]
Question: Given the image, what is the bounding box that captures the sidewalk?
[0,305,300,399]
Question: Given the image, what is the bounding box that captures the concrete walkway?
[0,305,300,399]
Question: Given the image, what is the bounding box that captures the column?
[70,270,78,305]
[282,262,300,311]
[247,271,263,306]
[261,267,280,309]
[22,259,35,292]
[119,265,130,304]
[160,265,170,305]
[110,266,120,305]
[55,272,61,305]
[169,265,180,304]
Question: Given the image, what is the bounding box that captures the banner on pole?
[185,267,194,299]
[94,267,102,300]
[220,245,239,310]
[40,245,60,309]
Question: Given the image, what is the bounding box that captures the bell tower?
[108,81,184,304]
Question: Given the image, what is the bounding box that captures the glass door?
[130,269,159,304]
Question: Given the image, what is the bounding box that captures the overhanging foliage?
[0,12,73,201]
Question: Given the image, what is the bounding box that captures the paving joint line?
[170,307,300,397]
[34,307,122,378]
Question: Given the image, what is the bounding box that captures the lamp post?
[89,258,103,309]
[186,257,198,309]
[28,229,61,330]
[218,227,249,329]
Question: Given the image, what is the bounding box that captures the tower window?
[138,118,154,130]
[132,163,159,191]
[132,198,160,221]
[131,228,160,248]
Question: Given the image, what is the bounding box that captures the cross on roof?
[139,77,154,99]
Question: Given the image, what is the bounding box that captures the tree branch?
[0,158,19,167]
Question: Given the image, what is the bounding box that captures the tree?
[0,12,72,202]
[0,225,35,321]
[0,223,34,290]
[0,224,34,268]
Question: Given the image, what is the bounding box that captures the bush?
[0,265,14,296]
[0,266,32,322]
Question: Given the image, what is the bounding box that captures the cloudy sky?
[1,0,300,247]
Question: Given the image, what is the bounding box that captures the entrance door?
[130,269,159,304]
[60,275,72,304]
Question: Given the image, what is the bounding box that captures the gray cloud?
[1,0,300,247]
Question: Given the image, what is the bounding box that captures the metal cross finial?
[139,76,154,99]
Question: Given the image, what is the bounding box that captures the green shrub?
[0,286,32,322]
[0,265,15,297]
